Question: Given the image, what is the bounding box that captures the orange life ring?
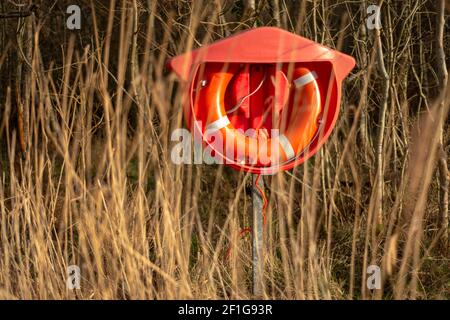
[193,63,322,171]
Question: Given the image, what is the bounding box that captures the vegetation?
[0,0,448,299]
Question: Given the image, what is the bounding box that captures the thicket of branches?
[0,0,448,299]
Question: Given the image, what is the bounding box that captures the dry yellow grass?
[0,0,448,299]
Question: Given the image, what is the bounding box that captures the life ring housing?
[189,63,322,174]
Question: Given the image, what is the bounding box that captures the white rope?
[205,116,230,134]
[276,134,296,160]
[294,71,318,88]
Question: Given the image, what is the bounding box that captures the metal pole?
[252,174,264,298]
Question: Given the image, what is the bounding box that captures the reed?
[0,0,448,299]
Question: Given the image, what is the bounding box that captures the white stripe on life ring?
[205,116,230,134]
[294,71,318,88]
[277,134,296,160]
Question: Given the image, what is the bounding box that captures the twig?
[375,4,390,229]
[0,4,37,19]
[435,0,449,251]
[0,11,32,19]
